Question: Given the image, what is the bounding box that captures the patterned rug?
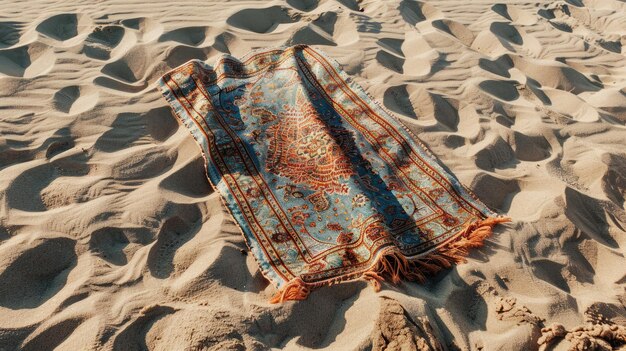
[158,45,509,303]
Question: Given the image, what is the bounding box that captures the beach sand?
[0,0,625,350]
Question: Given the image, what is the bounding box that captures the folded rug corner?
[157,44,510,303]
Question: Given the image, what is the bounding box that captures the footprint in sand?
[0,42,55,78]
[159,27,245,67]
[164,45,212,68]
[490,21,524,46]
[93,108,178,153]
[310,11,359,46]
[5,162,60,212]
[36,13,92,42]
[383,84,459,130]
[227,6,299,34]
[109,146,176,180]
[542,89,601,122]
[88,226,153,266]
[0,21,22,48]
[158,26,213,47]
[288,13,335,46]
[96,45,156,93]
[472,21,542,57]
[509,131,552,162]
[399,0,444,26]
[52,85,99,115]
[399,0,427,25]
[471,135,518,171]
[511,55,603,94]
[286,0,319,12]
[0,236,77,309]
[377,37,404,56]
[545,3,624,53]
[121,17,163,42]
[101,45,149,83]
[83,25,126,60]
[158,154,211,197]
[287,25,337,47]
[147,211,200,279]
[470,172,520,211]
[44,127,75,159]
[19,317,85,351]
[491,4,538,25]
[478,55,514,78]
[479,79,520,102]
[600,155,626,207]
[432,19,475,47]
[383,84,419,119]
[110,305,178,350]
[375,30,442,76]
[375,49,405,74]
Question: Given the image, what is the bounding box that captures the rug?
[157,45,509,303]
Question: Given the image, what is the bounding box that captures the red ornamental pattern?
[265,89,355,195]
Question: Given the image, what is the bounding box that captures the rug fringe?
[270,277,310,303]
[271,216,510,303]
[362,216,511,290]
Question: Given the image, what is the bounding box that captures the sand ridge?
[0,0,625,350]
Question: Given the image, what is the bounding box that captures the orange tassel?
[363,271,384,292]
[363,216,511,291]
[271,216,511,302]
[270,277,310,303]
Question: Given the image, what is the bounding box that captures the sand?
[0,0,625,350]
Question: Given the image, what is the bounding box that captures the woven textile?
[158,45,508,302]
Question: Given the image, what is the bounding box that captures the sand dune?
[0,0,625,350]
